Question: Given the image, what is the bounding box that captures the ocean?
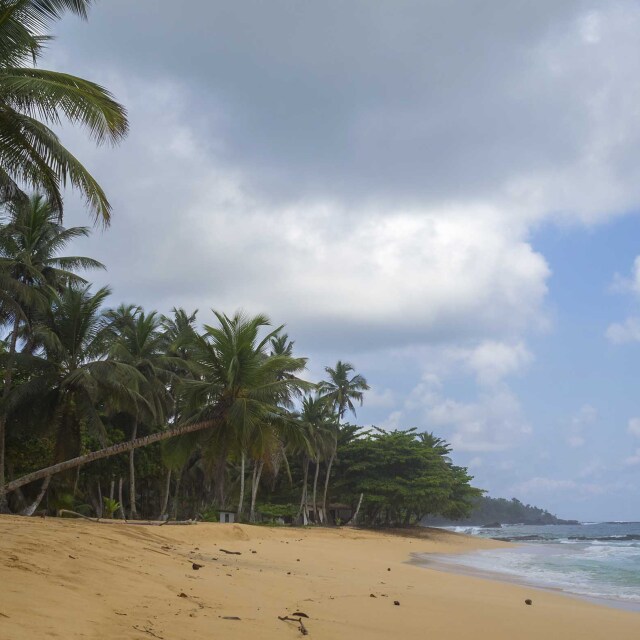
[417,522,640,610]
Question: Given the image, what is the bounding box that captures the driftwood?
[278,615,308,636]
[219,548,242,555]
[57,510,197,525]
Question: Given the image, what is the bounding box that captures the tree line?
[0,196,481,524]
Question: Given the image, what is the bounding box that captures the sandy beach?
[0,516,637,639]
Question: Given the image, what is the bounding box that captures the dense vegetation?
[0,197,482,524]
[0,1,483,527]
[423,496,578,526]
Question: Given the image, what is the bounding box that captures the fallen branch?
[57,510,197,525]
[278,615,309,636]
[58,509,101,522]
[219,548,242,555]
[132,625,164,639]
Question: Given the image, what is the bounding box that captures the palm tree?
[0,194,103,510]
[8,284,145,512]
[318,361,369,522]
[297,394,335,524]
[0,0,128,222]
[181,311,310,518]
[158,307,198,518]
[108,308,182,518]
[162,308,199,361]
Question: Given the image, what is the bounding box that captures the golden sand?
[0,515,637,639]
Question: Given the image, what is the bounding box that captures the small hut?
[219,510,236,524]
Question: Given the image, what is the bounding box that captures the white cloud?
[566,404,598,448]
[364,387,396,410]
[628,418,640,437]
[607,257,640,344]
[393,374,531,452]
[605,317,640,344]
[462,341,534,386]
[63,85,552,353]
[610,256,640,295]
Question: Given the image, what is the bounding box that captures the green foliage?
[257,502,297,520]
[332,427,483,527]
[102,496,119,518]
[0,0,128,222]
[424,496,578,526]
[199,506,219,522]
[0,210,483,523]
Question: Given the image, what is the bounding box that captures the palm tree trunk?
[0,315,20,512]
[346,492,364,527]
[159,468,171,520]
[322,451,335,524]
[214,448,228,507]
[172,466,183,521]
[297,458,309,522]
[128,421,138,519]
[96,482,103,518]
[6,463,26,511]
[20,475,51,516]
[2,417,219,496]
[312,460,320,524]
[237,450,246,519]
[249,461,264,523]
[118,476,125,520]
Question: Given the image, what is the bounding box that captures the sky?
[42,0,640,521]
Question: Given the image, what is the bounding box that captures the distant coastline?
[422,495,579,527]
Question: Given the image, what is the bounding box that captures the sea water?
[417,522,640,610]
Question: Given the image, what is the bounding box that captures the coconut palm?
[162,307,199,362]
[181,311,311,517]
[0,193,103,510]
[7,284,145,512]
[297,394,336,524]
[318,361,369,521]
[0,0,128,222]
[108,308,182,518]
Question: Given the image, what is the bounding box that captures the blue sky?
[47,1,640,521]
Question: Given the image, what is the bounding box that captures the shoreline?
[412,546,640,613]
[1,516,638,639]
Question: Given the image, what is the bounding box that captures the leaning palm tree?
[318,361,369,521]
[7,284,145,513]
[0,314,311,503]
[0,0,128,222]
[181,311,311,518]
[0,194,103,510]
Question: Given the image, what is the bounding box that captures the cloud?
[51,1,640,354]
[606,256,640,344]
[364,387,396,410]
[461,341,534,386]
[388,373,531,452]
[566,404,598,448]
[61,79,551,353]
[628,418,640,437]
[610,256,640,295]
[605,317,640,344]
